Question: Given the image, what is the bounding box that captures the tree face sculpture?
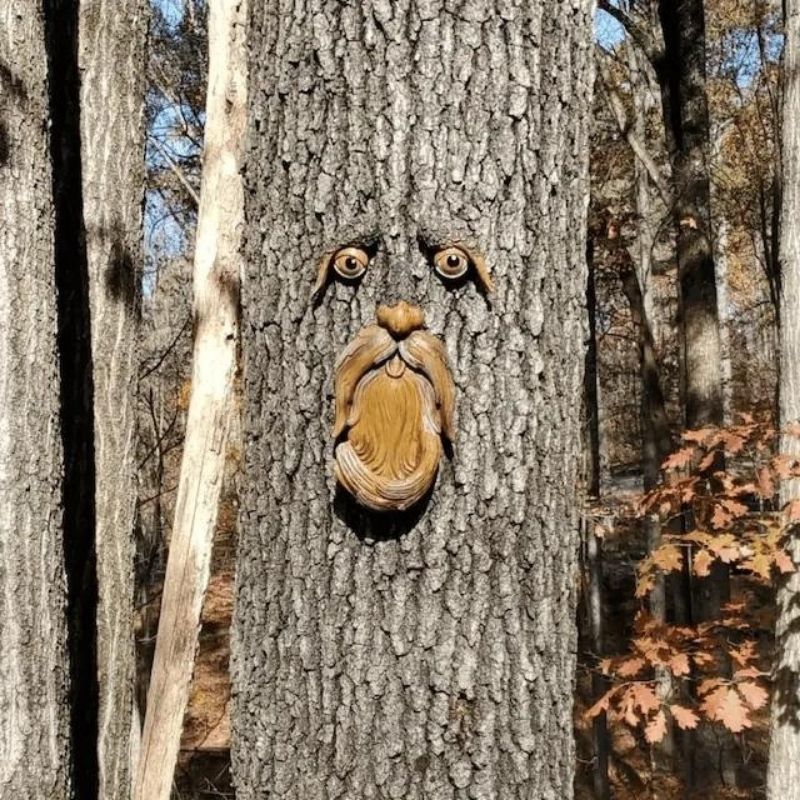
[316,244,493,512]
[332,302,453,511]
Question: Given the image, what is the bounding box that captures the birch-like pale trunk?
[0,4,70,797]
[767,1,800,795]
[133,2,246,799]
[78,3,148,797]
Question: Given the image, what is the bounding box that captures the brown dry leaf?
[663,446,696,471]
[669,652,691,677]
[757,465,775,499]
[684,428,715,445]
[631,683,660,715]
[711,504,733,529]
[616,657,647,678]
[774,549,796,574]
[645,710,668,744]
[652,544,684,573]
[734,666,767,679]
[773,454,794,480]
[586,689,614,720]
[721,498,749,519]
[720,431,747,455]
[707,533,739,564]
[670,704,700,730]
[694,549,714,577]
[788,500,800,522]
[738,681,768,711]
[698,678,724,697]
[742,553,772,580]
[698,450,717,472]
[701,686,752,733]
[635,568,656,599]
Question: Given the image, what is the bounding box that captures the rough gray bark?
[0,4,70,797]
[78,2,148,797]
[767,1,800,795]
[233,2,594,798]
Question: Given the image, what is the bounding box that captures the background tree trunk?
[767,1,800,796]
[0,4,70,797]
[233,2,594,797]
[77,2,148,797]
[657,0,728,626]
[134,1,246,798]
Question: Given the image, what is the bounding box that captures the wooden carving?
[333,301,455,511]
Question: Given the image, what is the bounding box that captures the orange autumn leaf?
[720,498,749,519]
[774,550,795,574]
[698,450,717,472]
[742,553,772,580]
[694,549,714,577]
[645,710,668,744]
[684,428,715,444]
[616,657,647,678]
[652,544,683,573]
[586,689,614,720]
[663,446,696,471]
[757,465,775,499]
[669,652,691,677]
[711,504,733,529]
[738,681,768,711]
[631,683,660,715]
[720,431,747,455]
[707,533,739,563]
[670,704,700,730]
[701,686,752,733]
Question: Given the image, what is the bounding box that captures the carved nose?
[376,301,425,339]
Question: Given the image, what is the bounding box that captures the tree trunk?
[0,4,70,797]
[77,2,148,797]
[134,2,246,798]
[583,247,610,800]
[233,2,594,798]
[657,0,727,625]
[656,0,723,432]
[766,1,800,796]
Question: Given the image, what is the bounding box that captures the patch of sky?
[144,0,203,295]
[721,29,784,89]
[595,2,626,52]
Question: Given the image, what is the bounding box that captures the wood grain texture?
[233,0,594,797]
[0,3,70,797]
[767,1,800,796]
[333,305,455,512]
[77,2,148,796]
[134,1,246,798]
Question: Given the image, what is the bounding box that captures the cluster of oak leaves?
[586,416,800,743]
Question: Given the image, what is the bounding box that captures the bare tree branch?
[148,134,200,207]
[597,0,662,67]
[597,52,673,207]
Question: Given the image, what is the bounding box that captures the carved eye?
[332,247,369,280]
[433,246,470,281]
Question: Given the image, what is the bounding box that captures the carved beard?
[333,323,455,512]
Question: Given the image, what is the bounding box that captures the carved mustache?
[332,317,455,511]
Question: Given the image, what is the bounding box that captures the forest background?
[10,0,792,797]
